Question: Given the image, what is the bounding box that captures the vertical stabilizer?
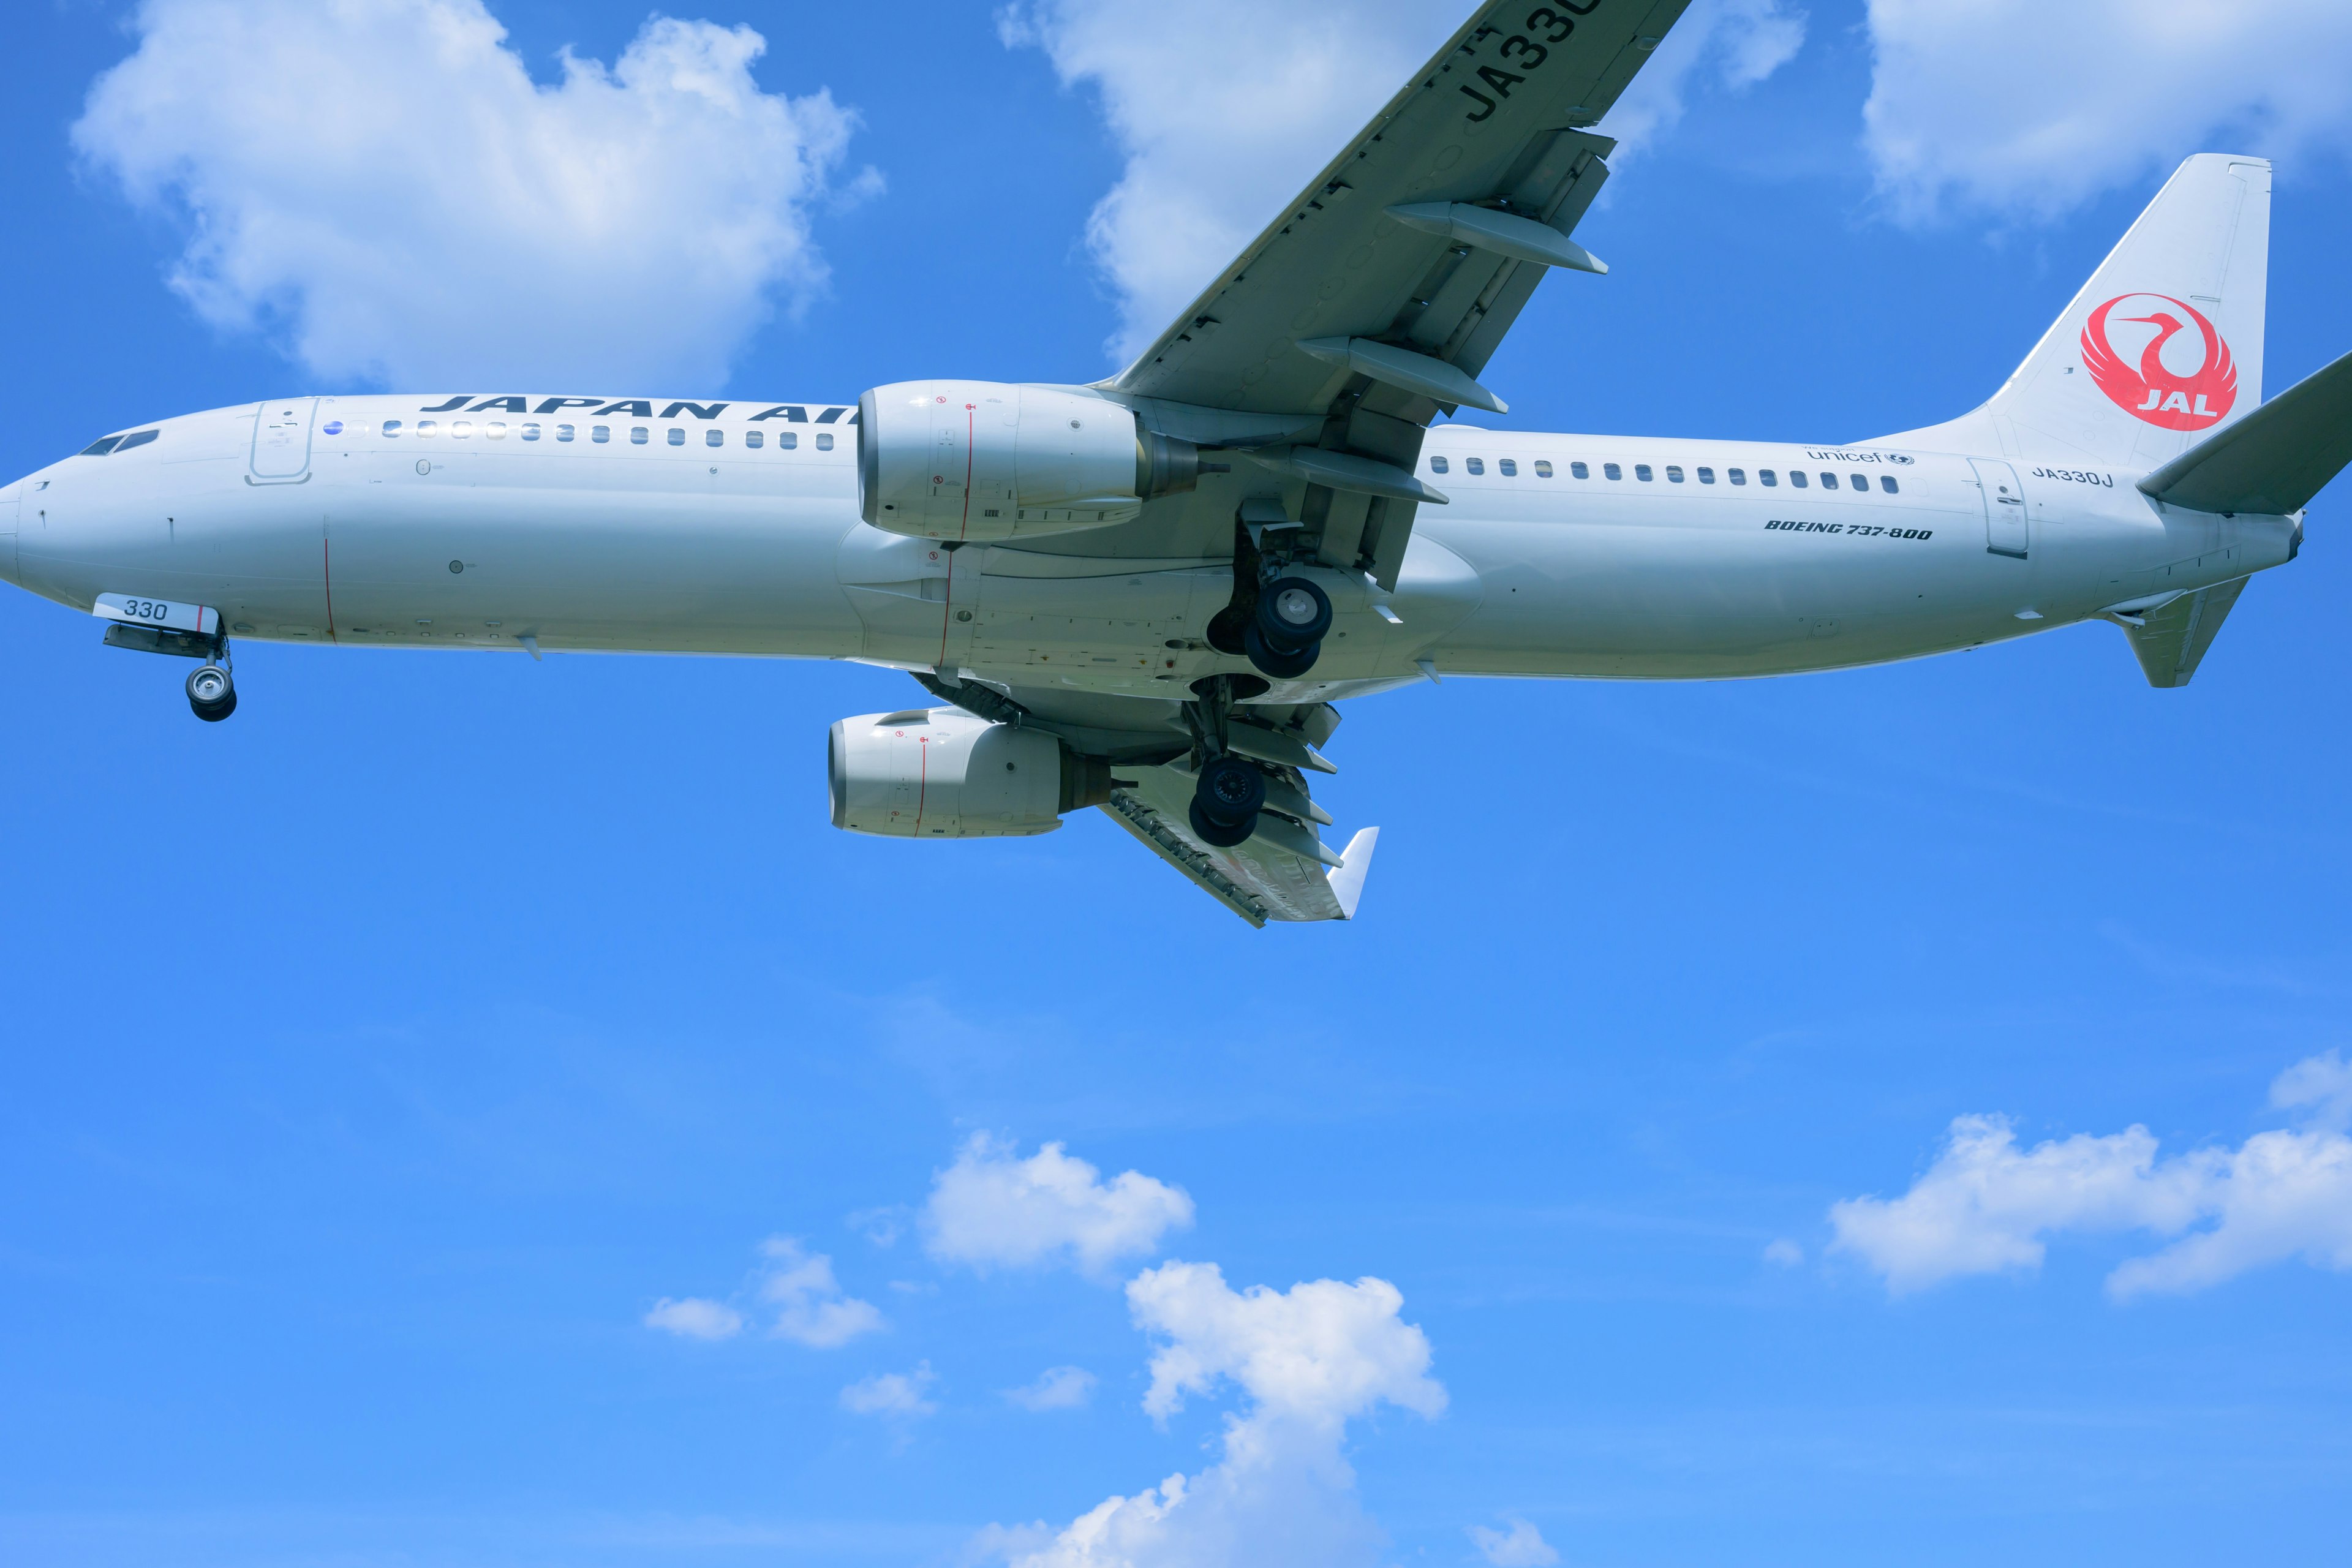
[1882,155,2270,468]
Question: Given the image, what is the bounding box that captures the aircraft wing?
[910,673,1376,925]
[1057,0,1693,586]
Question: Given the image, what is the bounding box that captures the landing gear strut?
[1185,675,1268,848]
[187,662,236,722]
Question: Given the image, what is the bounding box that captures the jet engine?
[856,380,1207,542]
[828,706,1118,838]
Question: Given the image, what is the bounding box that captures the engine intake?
[856,380,1205,541]
[828,706,1117,838]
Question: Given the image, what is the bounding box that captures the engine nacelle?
[856,380,1204,541]
[827,706,1117,839]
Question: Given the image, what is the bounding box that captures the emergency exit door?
[249,398,317,483]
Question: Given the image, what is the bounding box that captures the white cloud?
[1005,1365,1098,1412]
[1829,1055,2352,1298]
[646,1236,884,1347]
[1861,0,2352,223]
[74,0,866,388]
[1762,1238,1804,1268]
[2273,1050,2352,1129]
[1469,1516,1561,1568]
[643,1296,744,1341]
[1592,0,1806,162]
[923,1134,1194,1277]
[840,1362,938,1419]
[759,1237,886,1348]
[1001,0,1802,365]
[984,1261,1443,1568]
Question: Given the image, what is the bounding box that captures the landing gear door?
[249,398,318,484]
[1970,458,2028,559]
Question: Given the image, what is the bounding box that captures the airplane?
[6,1,2350,927]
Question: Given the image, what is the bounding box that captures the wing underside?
[1028,0,1692,587]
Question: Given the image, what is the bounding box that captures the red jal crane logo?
[2081,293,2237,431]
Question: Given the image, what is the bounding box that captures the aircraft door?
[1970,458,2028,559]
[249,398,318,483]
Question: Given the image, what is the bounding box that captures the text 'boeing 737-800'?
[7,1,2350,925]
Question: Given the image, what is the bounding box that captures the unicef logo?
[1885,453,1915,465]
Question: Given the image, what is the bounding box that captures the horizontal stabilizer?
[2113,577,2248,687]
[2140,346,2352,515]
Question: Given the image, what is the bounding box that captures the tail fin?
[1882,154,2271,469]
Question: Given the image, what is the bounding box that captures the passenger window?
[1570,461,1589,479]
[484,421,507,439]
[779,431,799,449]
[1604,462,1622,480]
[1430,456,1450,473]
[1466,458,1485,475]
[666,428,685,447]
[592,425,609,443]
[1849,473,1868,492]
[1727,467,1744,484]
[1820,472,1837,489]
[556,424,575,442]
[1666,465,1684,483]
[1499,458,1517,476]
[705,428,724,448]
[1790,470,1808,488]
[383,420,404,437]
[451,421,473,438]
[521,423,540,441]
[630,427,649,445]
[1635,464,1654,481]
[417,420,438,437]
[1697,467,1715,484]
[1759,469,1777,486]
[1534,460,1553,478]
[746,429,764,448]
[1880,475,1900,494]
[816,432,835,451]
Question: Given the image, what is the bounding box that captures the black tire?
[1243,621,1319,679]
[1254,576,1332,651]
[1194,755,1267,826]
[1189,797,1256,849]
[187,665,236,722]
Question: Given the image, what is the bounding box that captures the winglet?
[1327,827,1380,920]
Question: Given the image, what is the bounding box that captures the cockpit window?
[78,429,159,456]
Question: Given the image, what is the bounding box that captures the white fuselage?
[0,395,2296,704]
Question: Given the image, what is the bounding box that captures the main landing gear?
[1242,576,1333,679]
[1185,674,1270,848]
[186,662,237,722]
[1207,511,1340,682]
[1189,755,1265,847]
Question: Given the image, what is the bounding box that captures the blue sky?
[5,2,2352,1566]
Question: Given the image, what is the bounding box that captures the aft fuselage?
[1,395,2295,703]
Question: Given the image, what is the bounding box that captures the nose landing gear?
[186,662,237,722]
